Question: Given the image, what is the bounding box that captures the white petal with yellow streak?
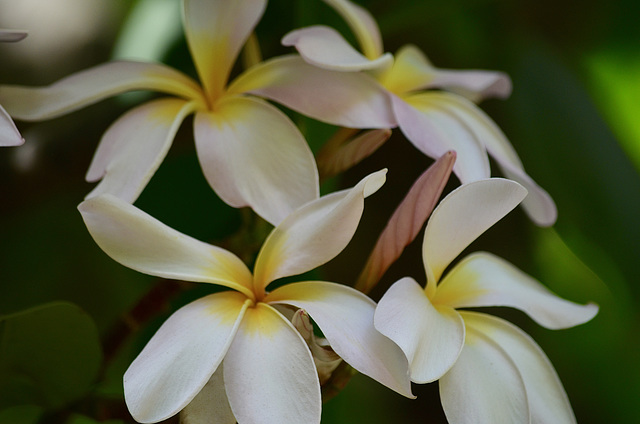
[375,277,465,384]
[252,170,386,289]
[182,0,266,100]
[125,292,249,423]
[78,195,254,296]
[433,252,599,329]
[0,61,203,120]
[422,178,526,296]
[193,95,318,226]
[224,303,321,424]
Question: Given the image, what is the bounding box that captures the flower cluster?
[1,1,597,423]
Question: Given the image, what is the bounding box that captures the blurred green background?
[1,0,638,422]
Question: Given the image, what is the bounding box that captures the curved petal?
[124,292,249,423]
[424,92,557,226]
[0,61,204,121]
[253,170,386,289]
[422,178,527,297]
[266,281,414,398]
[0,29,27,42]
[434,252,599,330]
[193,95,319,226]
[78,195,254,296]
[183,0,266,100]
[462,311,577,424]
[356,152,455,293]
[374,277,464,384]
[282,26,392,71]
[392,93,490,184]
[439,324,529,424]
[180,364,236,424]
[0,104,24,146]
[85,98,197,202]
[224,303,321,424]
[229,55,397,128]
[382,44,511,100]
[323,0,384,59]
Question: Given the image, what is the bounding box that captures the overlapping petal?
[267,281,414,398]
[282,26,392,71]
[317,128,391,179]
[422,179,527,296]
[0,61,204,120]
[180,365,236,424]
[224,303,321,424]
[182,0,266,101]
[0,105,23,146]
[230,55,397,129]
[433,252,599,329]
[374,278,464,384]
[462,311,577,424]
[439,325,529,424]
[193,95,318,226]
[252,170,386,289]
[78,195,254,296]
[392,93,490,184]
[124,292,250,423]
[423,92,557,226]
[323,0,384,59]
[85,98,197,202]
[382,45,511,100]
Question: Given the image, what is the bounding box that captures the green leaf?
[0,302,102,411]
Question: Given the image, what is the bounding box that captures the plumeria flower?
[0,0,395,226]
[283,0,557,226]
[0,29,27,147]
[374,178,598,423]
[78,170,413,424]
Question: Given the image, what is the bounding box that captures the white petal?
[462,311,578,424]
[383,45,511,100]
[193,95,319,226]
[183,0,266,100]
[229,55,397,128]
[392,93,490,184]
[439,324,529,424]
[224,303,321,424]
[422,178,527,295]
[266,281,414,398]
[0,29,27,42]
[0,104,24,146]
[125,292,249,423]
[180,364,236,424]
[322,0,384,59]
[434,252,599,329]
[253,170,386,289]
[85,98,196,202]
[425,92,557,226]
[0,61,203,120]
[78,195,254,296]
[282,26,392,71]
[374,277,464,384]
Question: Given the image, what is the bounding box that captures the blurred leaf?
[0,302,102,411]
[0,405,43,424]
[585,48,640,173]
[66,414,124,424]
